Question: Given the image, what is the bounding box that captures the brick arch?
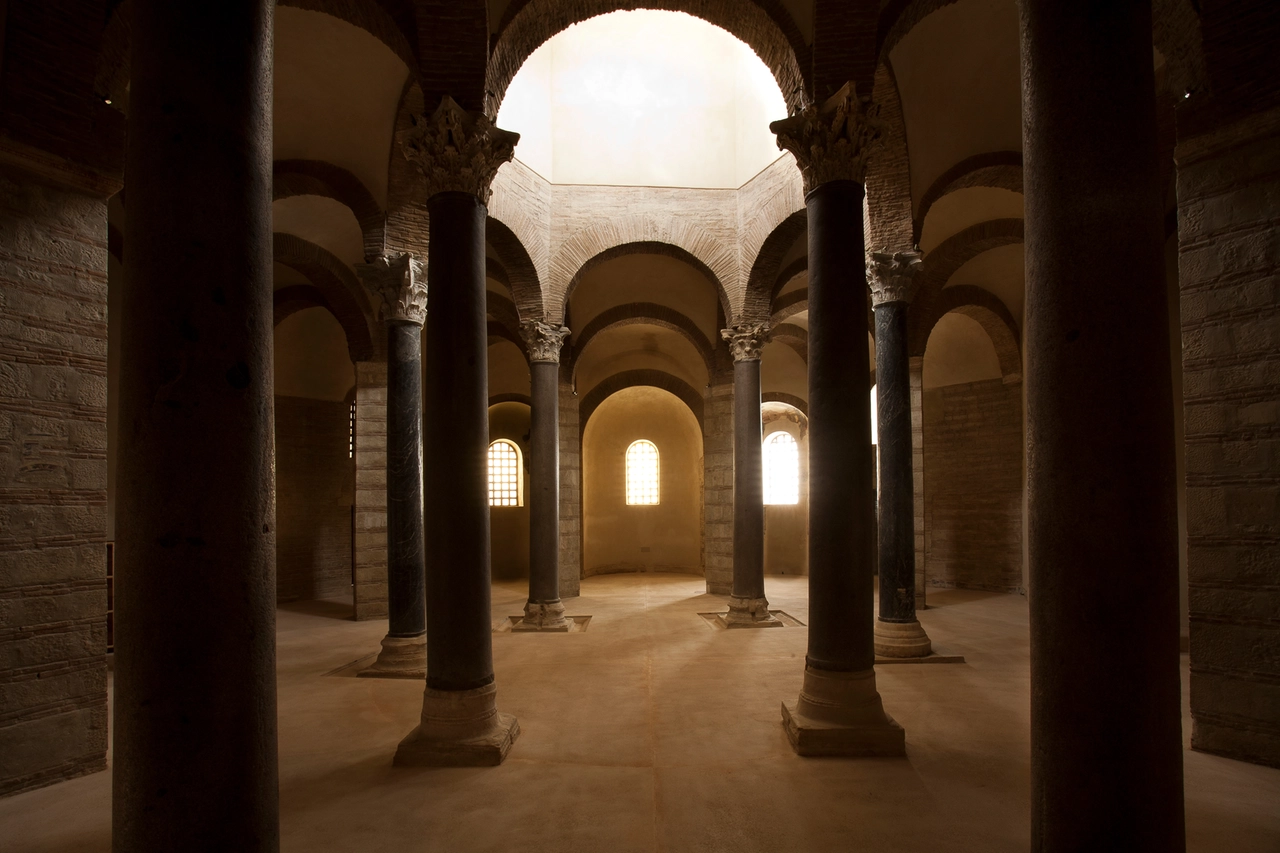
[773,257,807,300]
[488,322,529,359]
[580,370,706,435]
[769,322,807,364]
[865,61,915,253]
[383,80,430,260]
[489,393,532,408]
[771,289,808,325]
[914,151,1023,244]
[909,216,1023,355]
[486,0,811,119]
[570,303,716,382]
[273,284,331,328]
[486,290,523,335]
[486,215,545,321]
[97,0,418,108]
[762,392,808,417]
[916,285,1023,382]
[745,209,806,323]
[551,218,736,322]
[273,232,379,361]
[273,160,386,263]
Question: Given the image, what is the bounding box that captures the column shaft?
[528,360,561,604]
[807,180,875,674]
[732,358,765,601]
[875,302,915,623]
[423,192,494,692]
[1020,1,1184,849]
[386,322,426,637]
[114,1,278,849]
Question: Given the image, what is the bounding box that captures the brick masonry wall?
[352,361,388,620]
[0,165,109,797]
[1177,105,1280,769]
[703,374,734,594]
[922,377,1024,593]
[274,395,354,603]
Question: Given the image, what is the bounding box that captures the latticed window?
[488,440,522,507]
[625,440,660,505]
[763,431,800,505]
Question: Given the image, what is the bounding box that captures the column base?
[394,682,520,767]
[873,619,932,658]
[722,596,783,628]
[513,599,569,632]
[781,666,906,757]
[358,633,426,679]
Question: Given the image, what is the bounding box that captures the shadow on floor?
[279,598,354,621]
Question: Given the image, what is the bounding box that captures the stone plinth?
[723,596,783,628]
[358,634,426,679]
[514,600,569,632]
[394,683,520,767]
[782,667,906,757]
[873,620,931,658]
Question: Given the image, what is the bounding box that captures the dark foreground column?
[394,97,521,766]
[771,84,904,757]
[114,2,278,849]
[868,252,931,658]
[722,324,781,627]
[357,254,428,676]
[1019,2,1185,850]
[516,321,571,631]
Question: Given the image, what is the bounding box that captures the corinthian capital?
[400,96,520,205]
[770,82,885,194]
[520,320,571,364]
[357,252,427,325]
[866,249,924,307]
[721,322,770,362]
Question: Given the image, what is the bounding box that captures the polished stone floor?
[3,574,1277,852]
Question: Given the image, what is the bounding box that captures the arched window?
[488,439,523,507]
[625,440,660,505]
[763,431,800,505]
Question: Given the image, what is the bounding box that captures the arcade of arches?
[1,1,1278,851]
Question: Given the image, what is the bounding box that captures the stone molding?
[770,82,885,194]
[357,253,427,325]
[867,249,923,307]
[519,320,571,364]
[721,323,770,362]
[400,96,520,205]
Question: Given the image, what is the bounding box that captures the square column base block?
[722,596,784,628]
[514,600,569,631]
[358,634,426,679]
[394,683,520,767]
[873,619,932,658]
[781,667,906,757]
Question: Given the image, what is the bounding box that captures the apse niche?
[497,10,787,188]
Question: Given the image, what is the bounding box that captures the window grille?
[626,440,660,505]
[488,440,522,507]
[763,431,800,505]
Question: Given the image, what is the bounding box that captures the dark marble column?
[114,1,278,849]
[394,97,521,766]
[721,324,780,627]
[516,321,572,631]
[1019,2,1184,849]
[868,251,931,658]
[771,83,904,757]
[357,254,428,676]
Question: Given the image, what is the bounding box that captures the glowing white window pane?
[763,431,800,505]
[625,440,660,505]
[488,440,521,507]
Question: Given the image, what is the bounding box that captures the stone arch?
[486,0,811,118]
[273,232,378,361]
[914,151,1023,244]
[914,284,1022,381]
[486,215,545,321]
[273,160,386,263]
[580,370,706,435]
[570,303,716,381]
[97,0,418,108]
[551,218,737,322]
[865,61,915,253]
[744,209,806,324]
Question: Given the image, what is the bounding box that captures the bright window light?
[626,440,660,505]
[763,431,800,505]
[488,439,522,507]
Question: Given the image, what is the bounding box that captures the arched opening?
[489,403,532,582]
[763,402,808,577]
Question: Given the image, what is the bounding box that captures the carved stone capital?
[866,249,924,307]
[400,96,519,205]
[770,82,885,194]
[519,320,570,363]
[721,323,770,362]
[357,252,427,325]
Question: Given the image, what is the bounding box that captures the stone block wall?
[922,377,1024,593]
[352,361,388,620]
[703,376,734,594]
[274,395,354,603]
[558,372,581,598]
[0,166,109,797]
[1177,105,1280,769]
[910,357,926,607]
